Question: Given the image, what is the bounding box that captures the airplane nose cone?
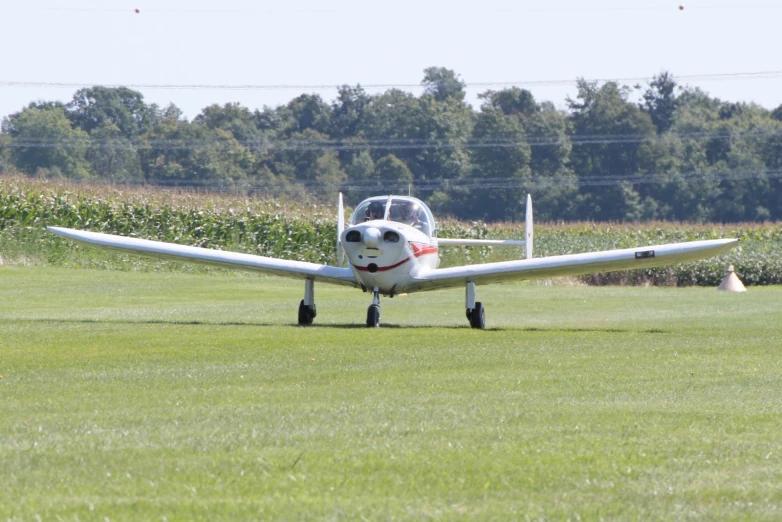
[363,227,381,248]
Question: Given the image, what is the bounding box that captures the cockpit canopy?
[350,196,436,237]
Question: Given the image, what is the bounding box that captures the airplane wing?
[412,238,739,291]
[47,227,359,288]
[437,238,527,246]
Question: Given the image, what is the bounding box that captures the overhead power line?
[40,168,781,195]
[5,128,782,152]
[3,70,782,92]
[25,4,782,14]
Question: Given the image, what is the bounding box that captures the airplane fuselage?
[340,220,439,295]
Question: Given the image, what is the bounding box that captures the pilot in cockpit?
[403,202,430,235]
[365,201,384,221]
[403,203,423,228]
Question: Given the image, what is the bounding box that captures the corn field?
[2,176,780,285]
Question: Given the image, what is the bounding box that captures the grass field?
[1,267,781,520]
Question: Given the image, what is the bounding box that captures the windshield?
[350,197,435,236]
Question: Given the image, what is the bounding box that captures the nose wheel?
[367,304,380,327]
[366,287,381,327]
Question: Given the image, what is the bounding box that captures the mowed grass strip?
[1,268,781,520]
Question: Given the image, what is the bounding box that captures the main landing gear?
[465,282,485,329]
[298,279,317,326]
[366,287,381,327]
[297,281,483,329]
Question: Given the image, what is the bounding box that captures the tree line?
[2,67,781,222]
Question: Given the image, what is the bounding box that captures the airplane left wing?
[412,238,739,291]
[47,227,359,288]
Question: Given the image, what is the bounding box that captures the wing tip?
[46,226,75,236]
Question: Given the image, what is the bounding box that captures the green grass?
[1,267,781,520]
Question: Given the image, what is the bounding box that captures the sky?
[3,0,782,121]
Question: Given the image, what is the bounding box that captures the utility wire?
[59,168,782,195]
[4,128,782,152]
[3,70,782,92]
[24,4,782,14]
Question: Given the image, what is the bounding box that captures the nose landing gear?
[366,287,381,327]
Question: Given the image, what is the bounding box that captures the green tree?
[568,80,657,220]
[0,131,10,173]
[481,88,576,219]
[2,101,67,135]
[359,85,473,193]
[359,88,422,159]
[422,66,466,103]
[374,154,413,190]
[194,103,263,144]
[86,122,142,181]
[342,148,375,201]
[311,152,347,200]
[271,129,345,199]
[641,71,679,133]
[657,87,723,221]
[758,114,782,220]
[330,85,371,139]
[5,106,91,179]
[138,117,252,189]
[276,94,333,137]
[66,86,154,138]
[710,102,777,221]
[481,87,538,117]
[465,107,531,221]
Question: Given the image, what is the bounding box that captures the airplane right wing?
[411,238,739,291]
[48,227,359,288]
[437,238,527,246]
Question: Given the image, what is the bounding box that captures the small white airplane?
[47,194,739,329]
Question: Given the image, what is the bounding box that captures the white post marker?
[717,265,747,292]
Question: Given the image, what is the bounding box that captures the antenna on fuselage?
[337,192,345,266]
[525,194,533,259]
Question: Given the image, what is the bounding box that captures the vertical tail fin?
[525,194,533,259]
[337,192,345,266]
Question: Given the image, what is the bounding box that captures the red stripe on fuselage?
[411,242,439,257]
[353,243,437,272]
[353,257,411,272]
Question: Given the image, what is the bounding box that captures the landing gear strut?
[298,279,317,326]
[465,281,485,329]
[366,287,381,327]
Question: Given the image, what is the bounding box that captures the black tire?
[469,302,485,329]
[366,304,380,327]
[298,300,315,326]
